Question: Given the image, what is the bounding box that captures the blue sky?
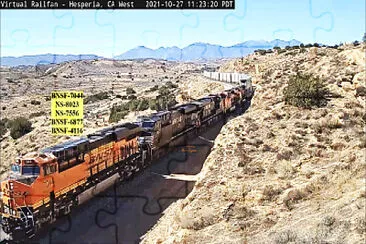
[1,0,365,57]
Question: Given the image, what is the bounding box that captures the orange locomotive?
[0,123,143,239]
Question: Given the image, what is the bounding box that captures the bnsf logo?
[89,149,113,164]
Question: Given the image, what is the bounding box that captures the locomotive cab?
[240,76,253,98]
[0,153,57,237]
[7,154,56,183]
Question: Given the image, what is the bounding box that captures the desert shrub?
[0,119,8,137]
[353,40,360,46]
[273,230,297,244]
[149,85,159,92]
[30,100,41,105]
[261,185,282,202]
[127,95,137,100]
[165,81,178,89]
[85,92,109,104]
[255,49,267,55]
[155,95,177,110]
[148,99,159,110]
[273,46,281,50]
[8,117,32,139]
[356,86,366,97]
[325,118,342,129]
[137,99,149,111]
[284,73,329,108]
[305,43,313,48]
[278,49,287,54]
[109,108,128,123]
[109,97,153,122]
[283,189,305,209]
[128,99,140,111]
[126,87,136,95]
[158,86,171,96]
[358,138,366,148]
[356,217,366,234]
[29,111,47,118]
[330,142,345,150]
[6,78,15,83]
[313,43,320,47]
[276,150,293,161]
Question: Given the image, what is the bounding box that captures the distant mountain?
[115,39,302,61]
[1,39,302,66]
[0,54,101,67]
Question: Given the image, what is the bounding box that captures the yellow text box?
[51,91,84,136]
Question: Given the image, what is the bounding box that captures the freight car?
[0,80,253,241]
[202,71,254,98]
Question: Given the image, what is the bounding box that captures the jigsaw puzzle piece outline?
[178,10,206,60]
[221,0,248,57]
[94,10,117,57]
[308,0,334,41]
[94,141,213,243]
[272,28,295,43]
[141,30,161,49]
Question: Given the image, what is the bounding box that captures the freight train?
[203,71,253,86]
[0,78,253,241]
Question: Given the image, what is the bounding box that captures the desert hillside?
[142,43,366,243]
[0,59,225,179]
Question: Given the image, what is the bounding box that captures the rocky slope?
[0,59,222,180]
[142,43,366,243]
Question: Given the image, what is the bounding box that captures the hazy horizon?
[1,0,365,57]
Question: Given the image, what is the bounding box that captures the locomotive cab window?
[22,165,40,175]
[43,164,57,176]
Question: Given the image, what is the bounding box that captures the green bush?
[126,87,136,95]
[109,108,128,123]
[8,117,32,139]
[0,119,8,137]
[85,92,109,104]
[148,99,159,110]
[128,99,140,111]
[284,73,329,108]
[158,86,171,96]
[137,99,149,111]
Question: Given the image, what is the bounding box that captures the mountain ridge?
[1,39,302,66]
